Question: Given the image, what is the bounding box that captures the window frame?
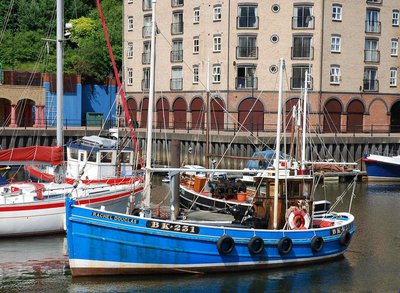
[127,42,133,59]
[330,65,341,85]
[391,39,398,56]
[393,10,399,26]
[193,8,200,23]
[390,68,397,87]
[213,5,222,22]
[331,35,341,53]
[212,64,221,83]
[213,35,222,52]
[193,36,199,54]
[332,4,342,21]
[193,65,199,84]
[128,16,134,31]
[127,68,133,86]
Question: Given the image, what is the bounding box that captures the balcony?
[170,78,183,90]
[143,0,152,11]
[292,16,315,29]
[291,76,313,90]
[235,76,258,89]
[363,79,379,91]
[141,79,150,91]
[365,21,381,33]
[291,46,314,60]
[236,46,258,59]
[171,22,184,35]
[236,16,259,29]
[142,52,150,64]
[364,49,380,62]
[171,50,183,62]
[142,25,151,38]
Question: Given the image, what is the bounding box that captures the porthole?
[271,4,280,13]
[269,65,278,74]
[270,34,279,43]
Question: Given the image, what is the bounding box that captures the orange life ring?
[288,210,310,230]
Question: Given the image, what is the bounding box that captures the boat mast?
[301,71,309,171]
[273,58,284,230]
[205,59,210,168]
[143,0,157,210]
[56,0,64,147]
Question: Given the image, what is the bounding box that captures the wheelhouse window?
[332,4,342,21]
[100,152,113,163]
[213,35,221,52]
[213,5,222,21]
[331,35,341,52]
[236,65,257,89]
[292,35,313,59]
[366,9,380,33]
[212,64,221,83]
[291,65,312,89]
[120,152,132,164]
[69,148,78,160]
[293,5,314,29]
[193,36,199,54]
[171,67,183,90]
[363,68,378,91]
[193,8,200,23]
[330,65,341,85]
[391,39,398,56]
[88,152,97,162]
[237,5,258,28]
[393,10,399,26]
[390,68,397,87]
[237,35,258,58]
[172,12,184,35]
[364,39,379,62]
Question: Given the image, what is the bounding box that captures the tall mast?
[56,0,64,147]
[143,0,157,209]
[301,71,308,171]
[273,58,284,230]
[205,59,210,168]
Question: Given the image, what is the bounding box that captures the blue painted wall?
[82,84,117,125]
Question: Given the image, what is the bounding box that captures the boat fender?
[339,229,352,246]
[277,236,293,254]
[310,235,324,252]
[217,235,235,254]
[248,236,264,255]
[36,189,44,200]
[288,210,310,230]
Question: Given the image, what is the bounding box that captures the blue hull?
[66,198,355,276]
[364,159,400,181]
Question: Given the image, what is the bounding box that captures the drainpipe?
[318,0,325,131]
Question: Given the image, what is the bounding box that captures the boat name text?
[92,212,138,224]
[146,221,199,234]
[330,224,351,236]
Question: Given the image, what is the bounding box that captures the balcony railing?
[142,25,151,38]
[143,0,152,11]
[142,52,150,64]
[365,21,381,33]
[171,22,184,35]
[363,79,379,91]
[236,46,258,59]
[292,16,315,29]
[364,49,380,62]
[236,16,259,29]
[291,46,314,59]
[171,50,183,62]
[235,76,258,89]
[170,78,183,90]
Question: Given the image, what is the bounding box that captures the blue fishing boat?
[362,153,400,181]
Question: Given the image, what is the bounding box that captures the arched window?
[238,98,264,131]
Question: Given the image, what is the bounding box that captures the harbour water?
[0,180,399,292]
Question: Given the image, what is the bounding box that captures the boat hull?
[363,154,400,181]
[66,199,355,276]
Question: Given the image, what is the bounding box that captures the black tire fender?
[339,229,352,246]
[310,235,324,252]
[248,236,264,255]
[217,235,235,254]
[277,236,293,254]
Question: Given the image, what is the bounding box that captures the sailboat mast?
[301,71,308,171]
[143,0,157,209]
[273,58,284,230]
[205,59,210,168]
[56,0,64,147]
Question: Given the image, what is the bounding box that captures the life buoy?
[277,236,293,254]
[310,235,324,252]
[217,235,235,254]
[288,210,311,230]
[248,236,264,255]
[339,229,352,246]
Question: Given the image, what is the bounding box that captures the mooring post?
[170,139,181,220]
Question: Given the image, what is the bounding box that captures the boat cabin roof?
[67,136,133,152]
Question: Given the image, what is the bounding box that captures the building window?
[142,42,151,64]
[391,39,399,56]
[194,8,200,23]
[330,65,341,85]
[127,42,133,59]
[363,68,378,91]
[142,67,150,91]
[291,65,312,89]
[364,39,379,62]
[143,15,152,38]
[213,35,221,52]
[172,0,183,7]
[293,5,314,29]
[128,0,133,4]
[171,39,183,62]
[236,65,257,89]
[193,65,199,84]
[332,4,342,21]
[331,35,341,53]
[393,10,399,26]
[237,5,258,28]
[193,37,199,54]
[172,12,183,35]
[390,68,397,87]
[213,5,222,21]
[143,0,152,11]
[127,68,133,86]
[292,35,313,59]
[213,64,221,83]
[366,9,380,33]
[366,0,382,3]
[128,16,134,31]
[237,35,258,58]
[171,67,183,90]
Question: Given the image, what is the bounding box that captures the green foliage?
[0,0,122,84]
